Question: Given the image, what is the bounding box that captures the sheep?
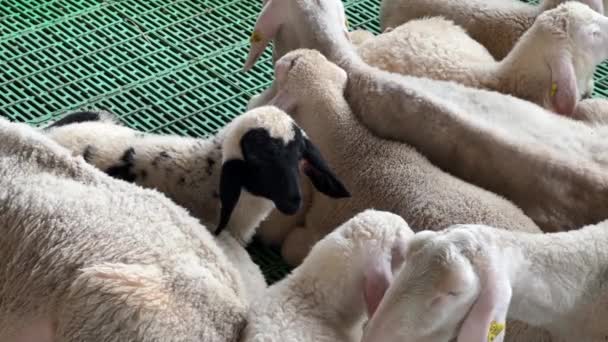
[44,106,349,242]
[243,0,608,232]
[362,219,608,342]
[247,0,608,116]
[0,116,248,341]
[256,48,541,268]
[379,0,604,61]
[44,106,349,299]
[241,209,414,342]
[356,3,608,115]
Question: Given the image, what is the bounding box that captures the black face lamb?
[217,117,351,236]
[44,106,350,242]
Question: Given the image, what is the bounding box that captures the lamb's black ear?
[301,138,351,198]
[45,111,102,129]
[216,159,247,236]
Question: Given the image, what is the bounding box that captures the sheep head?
[266,49,348,115]
[243,0,350,71]
[535,2,608,115]
[216,106,350,238]
[362,226,515,342]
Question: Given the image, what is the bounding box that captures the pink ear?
[457,261,512,342]
[363,255,393,317]
[243,0,285,71]
[550,54,579,116]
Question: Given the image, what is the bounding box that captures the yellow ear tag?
[250,30,263,43]
[488,321,505,342]
[550,82,558,97]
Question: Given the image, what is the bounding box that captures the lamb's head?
[301,209,414,322]
[266,49,347,115]
[362,226,514,342]
[243,0,350,71]
[216,106,350,238]
[533,2,608,114]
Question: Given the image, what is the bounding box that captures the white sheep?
[44,106,350,300]
[362,220,608,342]
[0,117,248,341]
[257,48,541,267]
[379,0,604,60]
[357,3,608,115]
[241,209,414,342]
[243,0,608,232]
[247,0,608,116]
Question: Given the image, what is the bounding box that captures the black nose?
[276,195,301,215]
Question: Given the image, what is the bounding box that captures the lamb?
[379,0,604,61]
[44,106,349,242]
[0,116,248,341]
[247,0,608,116]
[241,209,414,342]
[255,48,541,268]
[362,219,608,342]
[243,0,608,232]
[44,106,349,299]
[356,3,608,115]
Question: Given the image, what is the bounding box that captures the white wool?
[0,117,247,341]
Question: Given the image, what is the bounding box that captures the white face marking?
[222,106,296,162]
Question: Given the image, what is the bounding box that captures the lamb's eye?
[447,291,460,297]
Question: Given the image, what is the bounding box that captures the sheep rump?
[0,117,247,341]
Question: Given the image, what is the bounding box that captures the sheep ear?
[457,263,512,342]
[244,0,285,71]
[301,138,351,198]
[549,54,578,116]
[363,254,393,317]
[216,160,246,236]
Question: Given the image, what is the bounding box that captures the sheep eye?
[447,291,460,296]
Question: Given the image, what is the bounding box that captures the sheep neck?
[504,223,608,332]
[492,28,557,107]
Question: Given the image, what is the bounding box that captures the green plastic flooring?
[1,0,608,284]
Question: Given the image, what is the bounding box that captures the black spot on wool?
[46,111,101,128]
[106,147,137,183]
